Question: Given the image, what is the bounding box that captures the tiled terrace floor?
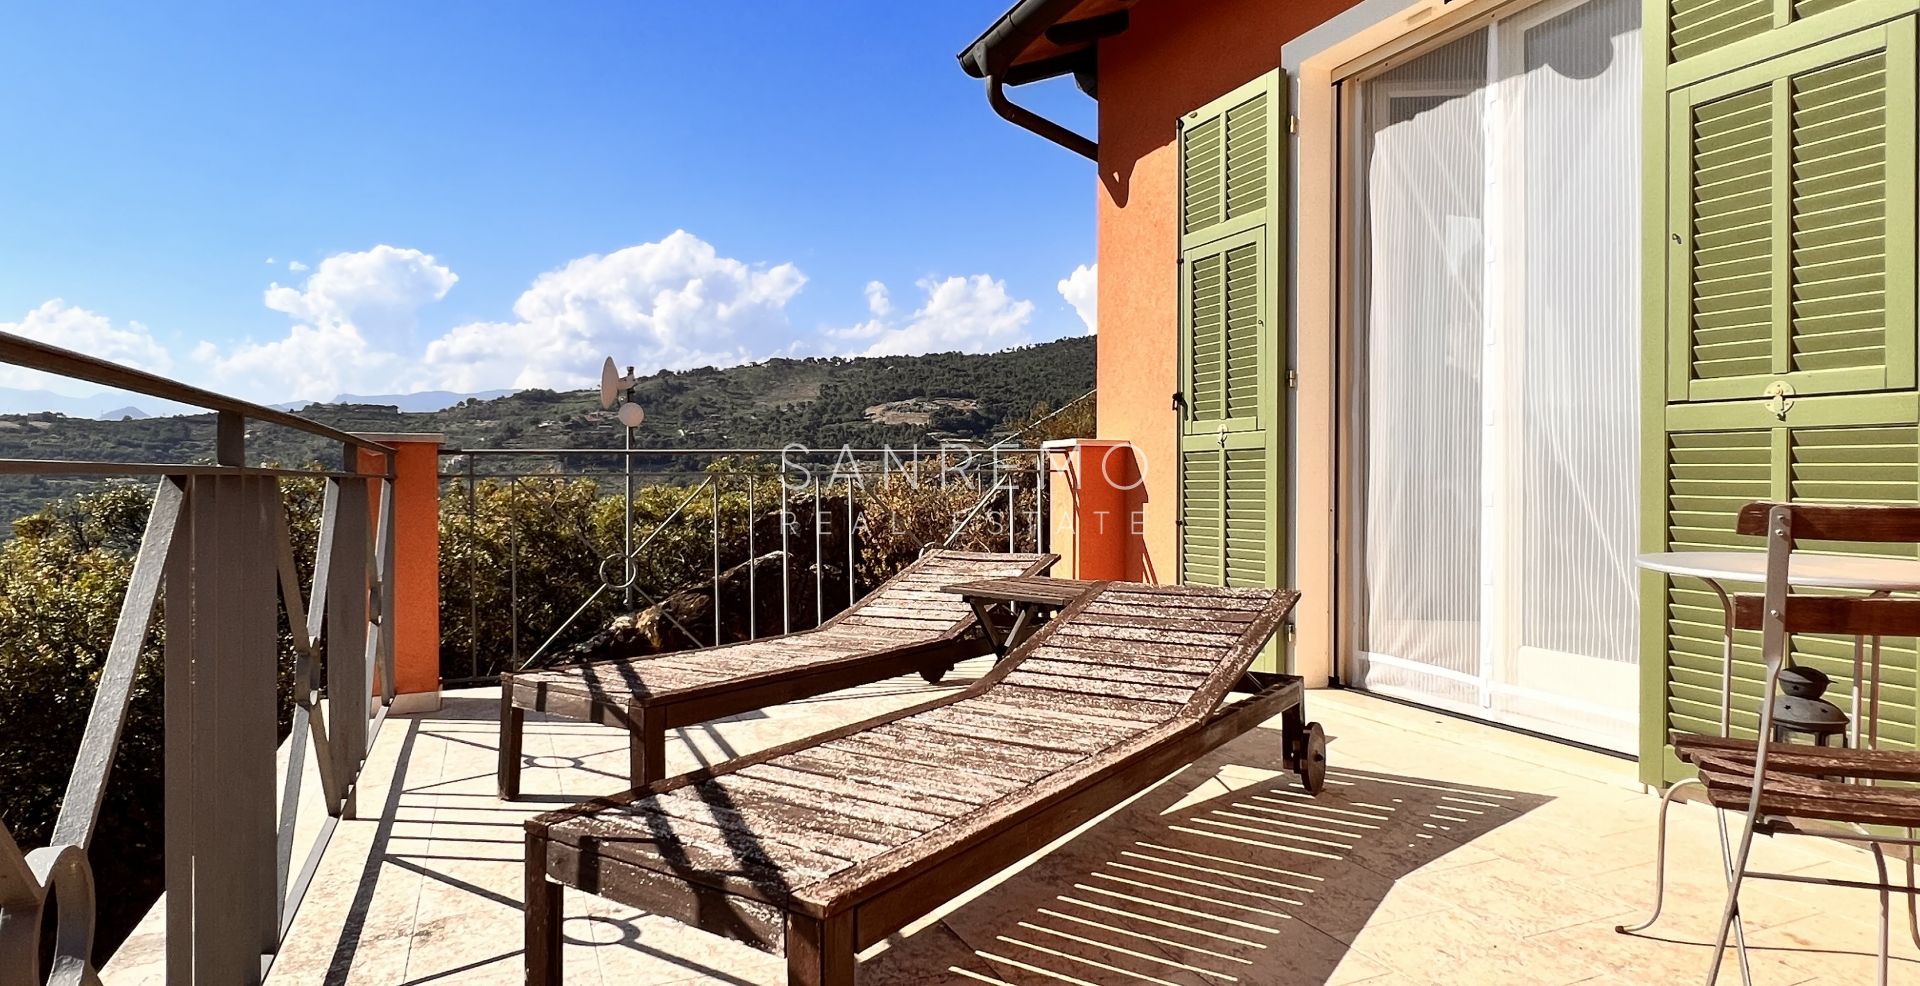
[109,659,1920,985]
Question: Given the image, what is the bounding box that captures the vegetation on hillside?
[0,335,1095,522]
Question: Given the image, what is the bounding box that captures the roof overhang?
[957,0,1137,86]
[957,0,1139,160]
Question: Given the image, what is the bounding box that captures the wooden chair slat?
[906,702,1128,748]
[642,786,894,866]
[1691,757,1920,808]
[1017,657,1209,690]
[902,707,1118,756]
[1069,611,1247,635]
[823,734,1054,785]
[1735,500,1920,542]
[715,769,961,832]
[1050,623,1242,648]
[837,616,958,632]
[990,683,1179,722]
[671,779,927,847]
[1081,600,1260,623]
[545,808,839,899]
[1729,593,1920,637]
[1034,637,1226,664]
[772,748,1019,809]
[1027,643,1217,675]
[863,721,1090,771]
[1004,669,1199,706]
[1698,782,1920,828]
[740,759,993,817]
[1674,734,1920,778]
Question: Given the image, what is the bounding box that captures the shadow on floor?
[315,698,1550,986]
[863,725,1553,985]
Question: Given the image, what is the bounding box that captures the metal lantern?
[1769,665,1849,746]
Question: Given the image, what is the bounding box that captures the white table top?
[1637,550,1920,592]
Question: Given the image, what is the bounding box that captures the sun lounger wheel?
[1297,722,1327,794]
[920,662,953,684]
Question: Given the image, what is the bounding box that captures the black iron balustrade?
[438,444,1051,683]
[0,332,399,986]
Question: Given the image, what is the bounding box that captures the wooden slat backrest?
[825,550,1056,637]
[996,582,1299,719]
[1731,593,1920,637]
[1734,500,1920,543]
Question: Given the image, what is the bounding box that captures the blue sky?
[0,2,1098,406]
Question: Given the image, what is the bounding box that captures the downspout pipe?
[987,74,1097,161]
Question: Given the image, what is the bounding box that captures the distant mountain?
[329,389,515,412]
[0,337,1096,523]
[0,387,172,418]
[0,388,512,418]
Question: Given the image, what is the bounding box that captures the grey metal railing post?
[373,478,398,706]
[846,477,856,608]
[164,475,282,984]
[747,478,757,640]
[1007,458,1016,553]
[466,456,478,680]
[813,474,824,627]
[711,480,721,645]
[1037,449,1049,554]
[781,479,791,635]
[326,476,371,819]
[509,478,521,668]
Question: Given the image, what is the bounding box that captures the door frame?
[1329,0,1645,750]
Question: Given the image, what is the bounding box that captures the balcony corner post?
[354,433,444,715]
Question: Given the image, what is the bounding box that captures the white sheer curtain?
[1350,0,1641,751]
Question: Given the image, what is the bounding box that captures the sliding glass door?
[1346,0,1642,751]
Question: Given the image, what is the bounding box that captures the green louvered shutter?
[1667,20,1916,403]
[1665,0,1914,81]
[1646,11,1920,784]
[1177,69,1286,669]
[1654,411,1920,770]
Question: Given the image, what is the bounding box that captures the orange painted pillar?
[1043,439,1137,581]
[356,433,443,712]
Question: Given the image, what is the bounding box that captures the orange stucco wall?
[1094,0,1360,681]
[356,437,442,699]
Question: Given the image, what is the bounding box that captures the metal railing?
[439,445,1050,682]
[0,333,398,986]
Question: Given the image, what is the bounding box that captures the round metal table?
[1620,550,1920,945]
[1638,550,1920,747]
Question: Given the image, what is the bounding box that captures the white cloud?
[263,244,456,337]
[201,245,458,402]
[203,324,405,405]
[833,275,1034,357]
[0,300,174,394]
[264,257,275,265]
[287,260,309,272]
[1058,262,1097,334]
[863,280,892,318]
[419,230,806,392]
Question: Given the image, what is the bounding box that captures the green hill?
[0,336,1095,522]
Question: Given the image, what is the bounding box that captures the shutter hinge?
[1285,622,1295,642]
[1286,369,1299,389]
[1288,115,1299,134]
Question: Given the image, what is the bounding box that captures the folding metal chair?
[1677,501,1920,984]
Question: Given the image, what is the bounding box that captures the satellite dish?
[599,357,622,409]
[618,403,645,428]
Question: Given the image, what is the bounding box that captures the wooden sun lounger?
[497,550,1055,799]
[522,580,1320,985]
